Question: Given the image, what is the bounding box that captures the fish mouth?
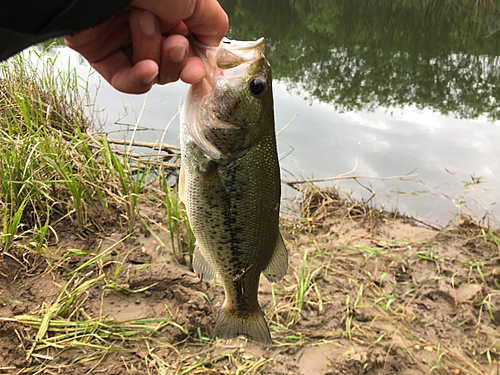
[183,36,267,160]
[192,36,266,128]
[191,35,265,93]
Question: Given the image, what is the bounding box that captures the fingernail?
[142,72,158,86]
[138,11,156,36]
[169,47,187,63]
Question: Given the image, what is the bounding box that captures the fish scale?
[179,37,288,344]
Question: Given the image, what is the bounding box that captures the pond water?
[40,0,500,225]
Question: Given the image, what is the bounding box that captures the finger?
[157,34,189,84]
[158,19,188,36]
[180,56,206,84]
[130,0,228,46]
[64,12,132,63]
[129,9,162,66]
[91,52,158,94]
[183,0,229,46]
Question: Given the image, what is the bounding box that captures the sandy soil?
[1,199,499,374]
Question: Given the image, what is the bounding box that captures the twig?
[109,149,178,160]
[127,159,178,170]
[407,217,442,231]
[84,135,179,170]
[337,159,359,178]
[282,171,418,185]
[277,106,303,136]
[84,134,180,151]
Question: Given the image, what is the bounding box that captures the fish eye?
[249,77,266,97]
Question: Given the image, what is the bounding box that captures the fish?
[179,37,288,344]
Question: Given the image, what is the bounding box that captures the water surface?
[42,0,500,224]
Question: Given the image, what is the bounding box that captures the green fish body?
[179,38,288,344]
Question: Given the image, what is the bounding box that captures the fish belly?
[182,130,281,343]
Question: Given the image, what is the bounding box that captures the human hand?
[64,0,228,94]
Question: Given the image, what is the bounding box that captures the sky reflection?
[38,46,499,226]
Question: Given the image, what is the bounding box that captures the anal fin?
[193,242,217,283]
[263,232,288,283]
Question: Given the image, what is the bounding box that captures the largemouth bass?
[179,37,288,344]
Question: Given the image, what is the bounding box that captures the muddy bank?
[1,188,499,374]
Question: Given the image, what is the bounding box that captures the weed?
[290,249,314,324]
[482,229,500,252]
[415,248,440,262]
[161,176,194,264]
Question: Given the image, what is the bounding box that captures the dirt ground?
[1,192,499,374]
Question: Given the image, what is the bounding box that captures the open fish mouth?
[182,35,268,161]
[191,36,266,92]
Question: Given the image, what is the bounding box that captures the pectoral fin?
[179,164,186,204]
[263,233,288,283]
[193,242,217,283]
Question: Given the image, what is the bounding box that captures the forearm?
[0,0,132,61]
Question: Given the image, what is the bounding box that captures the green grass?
[290,249,315,324]
[0,47,188,263]
[0,47,196,372]
[1,48,111,247]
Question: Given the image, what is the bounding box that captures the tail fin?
[214,304,272,345]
